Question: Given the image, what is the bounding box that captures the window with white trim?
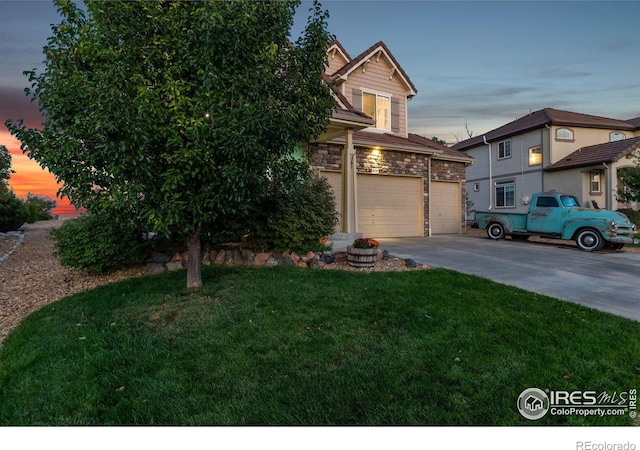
[498,140,511,159]
[495,179,515,208]
[610,132,626,142]
[590,170,602,193]
[556,128,574,141]
[362,91,391,131]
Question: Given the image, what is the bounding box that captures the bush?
[24,194,57,223]
[51,212,150,273]
[618,208,640,228]
[249,159,338,253]
[0,188,27,232]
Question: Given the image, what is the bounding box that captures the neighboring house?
[452,108,640,217]
[311,41,473,237]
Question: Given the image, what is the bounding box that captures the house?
[310,41,473,238]
[452,108,640,216]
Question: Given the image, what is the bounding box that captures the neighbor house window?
[362,91,391,131]
[498,140,511,159]
[610,132,626,142]
[556,128,574,141]
[495,179,515,208]
[590,170,602,193]
[529,146,542,165]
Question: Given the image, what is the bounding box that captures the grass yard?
[0,266,638,425]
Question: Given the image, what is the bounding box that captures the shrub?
[249,159,338,253]
[24,194,57,223]
[51,212,150,273]
[0,187,27,232]
[618,208,640,228]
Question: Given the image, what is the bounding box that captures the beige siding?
[326,51,349,76]
[340,54,410,137]
[550,126,634,163]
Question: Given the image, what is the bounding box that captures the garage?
[321,171,423,238]
[430,181,461,234]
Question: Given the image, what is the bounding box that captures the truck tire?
[487,222,505,240]
[575,228,605,251]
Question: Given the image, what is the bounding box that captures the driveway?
[378,233,640,322]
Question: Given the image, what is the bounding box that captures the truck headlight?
[609,221,618,231]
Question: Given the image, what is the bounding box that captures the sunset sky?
[2,1,640,215]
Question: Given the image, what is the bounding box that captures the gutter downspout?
[484,135,492,210]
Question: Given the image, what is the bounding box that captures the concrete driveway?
[378,234,640,322]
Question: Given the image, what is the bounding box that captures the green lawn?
[0,266,638,425]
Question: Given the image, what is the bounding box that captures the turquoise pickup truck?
[474,191,638,251]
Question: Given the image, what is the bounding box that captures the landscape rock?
[265,255,280,266]
[405,258,417,268]
[281,254,294,266]
[148,252,171,263]
[253,253,272,266]
[146,262,166,274]
[242,250,255,265]
[165,261,184,271]
[213,249,226,265]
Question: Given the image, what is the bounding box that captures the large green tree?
[0,145,12,187]
[6,0,334,288]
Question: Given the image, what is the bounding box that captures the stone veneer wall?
[309,143,468,235]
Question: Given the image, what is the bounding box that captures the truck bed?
[475,211,528,233]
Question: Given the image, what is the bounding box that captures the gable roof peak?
[328,40,418,97]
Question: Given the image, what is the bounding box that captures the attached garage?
[430,181,461,234]
[321,171,423,238]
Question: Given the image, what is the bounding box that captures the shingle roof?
[452,108,636,151]
[627,117,640,129]
[544,136,640,172]
[327,40,351,62]
[328,41,418,96]
[329,131,439,155]
[407,133,474,163]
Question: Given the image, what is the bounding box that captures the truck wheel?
[575,228,605,251]
[487,223,505,240]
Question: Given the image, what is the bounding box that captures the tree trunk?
[186,226,203,290]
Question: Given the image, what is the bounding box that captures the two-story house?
[310,41,473,238]
[452,108,640,216]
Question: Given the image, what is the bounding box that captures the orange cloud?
[2,131,78,216]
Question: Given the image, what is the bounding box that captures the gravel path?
[0,219,143,344]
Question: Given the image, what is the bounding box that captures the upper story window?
[610,132,626,142]
[363,91,391,131]
[498,140,511,159]
[529,146,542,166]
[353,88,400,133]
[556,128,574,141]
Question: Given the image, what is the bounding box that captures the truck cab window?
[536,196,559,207]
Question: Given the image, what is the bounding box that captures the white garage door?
[321,172,423,238]
[430,181,461,234]
[358,174,423,237]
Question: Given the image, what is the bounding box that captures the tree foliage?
[0,145,13,186]
[6,0,335,288]
[0,145,27,232]
[24,193,57,223]
[617,166,640,204]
